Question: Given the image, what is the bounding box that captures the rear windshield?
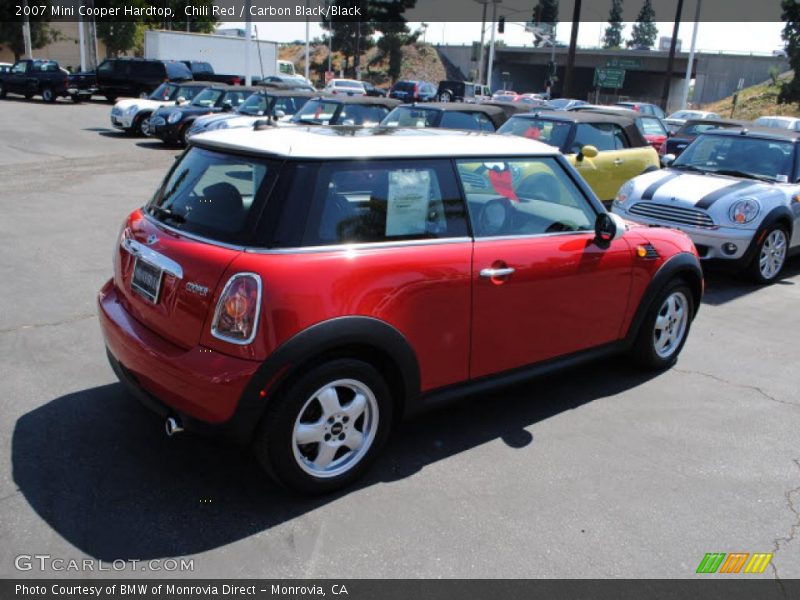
[292,100,389,125]
[638,117,666,136]
[392,81,416,92]
[498,117,572,151]
[381,106,439,127]
[335,80,364,89]
[145,148,278,244]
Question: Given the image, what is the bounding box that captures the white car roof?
[193,126,558,159]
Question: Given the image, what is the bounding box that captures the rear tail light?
[232,76,241,85]
[211,273,262,345]
[414,83,419,99]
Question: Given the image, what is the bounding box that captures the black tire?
[71,94,83,104]
[24,93,33,100]
[105,94,117,103]
[134,112,151,137]
[747,226,789,285]
[179,122,193,146]
[41,87,56,103]
[0,82,6,98]
[631,280,694,370]
[253,358,393,494]
[439,91,452,102]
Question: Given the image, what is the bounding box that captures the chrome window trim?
[121,236,184,279]
[142,213,247,252]
[245,237,473,254]
[210,272,263,346]
[473,229,596,243]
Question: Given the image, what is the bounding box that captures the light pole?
[476,0,488,86]
[681,0,701,110]
[304,0,310,81]
[244,0,252,85]
[486,0,501,90]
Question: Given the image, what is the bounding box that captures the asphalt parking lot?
[1,97,799,580]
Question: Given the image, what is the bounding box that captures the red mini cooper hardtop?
[98,126,702,493]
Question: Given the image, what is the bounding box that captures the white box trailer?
[144,30,280,79]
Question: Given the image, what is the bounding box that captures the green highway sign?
[606,57,641,69]
[593,67,626,89]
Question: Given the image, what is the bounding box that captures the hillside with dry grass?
[701,71,800,120]
[278,42,446,89]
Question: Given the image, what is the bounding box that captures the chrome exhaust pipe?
[165,416,184,437]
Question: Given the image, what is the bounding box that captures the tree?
[0,2,56,62]
[97,21,145,58]
[779,0,800,103]
[603,0,624,49]
[627,0,657,49]
[320,1,375,77]
[372,0,417,82]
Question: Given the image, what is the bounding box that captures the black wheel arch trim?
[624,252,703,346]
[737,205,795,267]
[228,316,421,443]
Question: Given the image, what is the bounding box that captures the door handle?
[613,158,624,166]
[480,267,515,278]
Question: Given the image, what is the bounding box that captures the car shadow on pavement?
[12,359,659,562]
[701,260,799,306]
[135,141,181,151]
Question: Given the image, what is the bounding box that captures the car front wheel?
[749,226,788,284]
[631,281,694,370]
[41,87,55,103]
[253,359,392,494]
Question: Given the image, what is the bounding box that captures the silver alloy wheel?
[140,117,150,136]
[292,378,379,479]
[653,291,689,359]
[759,229,788,280]
[42,88,53,102]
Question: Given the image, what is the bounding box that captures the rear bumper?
[97,279,261,441]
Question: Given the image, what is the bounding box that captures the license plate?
[132,258,163,303]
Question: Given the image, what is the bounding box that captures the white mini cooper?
[612,127,800,283]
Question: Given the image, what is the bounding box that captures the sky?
[221,21,786,55]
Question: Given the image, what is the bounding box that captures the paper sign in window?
[386,170,431,236]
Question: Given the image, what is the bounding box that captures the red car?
[98,127,702,493]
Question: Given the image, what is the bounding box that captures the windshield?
[381,106,439,128]
[497,117,573,151]
[149,83,178,101]
[673,134,794,182]
[191,89,224,107]
[334,80,364,89]
[146,147,278,244]
[238,93,269,115]
[681,122,729,136]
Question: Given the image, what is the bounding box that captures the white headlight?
[614,181,635,206]
[729,198,760,224]
[125,105,138,115]
[167,111,183,124]
[209,120,229,131]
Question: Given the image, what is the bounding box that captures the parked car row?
[97,78,800,286]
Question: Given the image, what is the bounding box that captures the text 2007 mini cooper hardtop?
[98,126,703,493]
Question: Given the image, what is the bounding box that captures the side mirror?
[580,145,599,159]
[594,212,627,245]
[221,102,233,112]
[175,97,186,105]
[662,153,676,167]
[273,109,286,118]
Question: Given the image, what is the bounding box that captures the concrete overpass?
[435,45,788,112]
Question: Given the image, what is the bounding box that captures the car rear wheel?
[105,94,117,103]
[41,87,55,103]
[748,227,788,284]
[70,93,83,104]
[0,82,6,98]
[253,359,392,494]
[439,91,452,102]
[631,281,694,370]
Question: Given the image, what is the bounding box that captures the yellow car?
[497,110,661,204]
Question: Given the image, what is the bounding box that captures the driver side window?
[456,158,597,238]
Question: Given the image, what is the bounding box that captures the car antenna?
[254,115,276,130]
